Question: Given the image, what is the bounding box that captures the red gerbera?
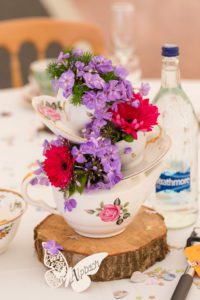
[112,93,159,139]
[43,145,74,188]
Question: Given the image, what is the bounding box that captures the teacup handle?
[21,172,59,214]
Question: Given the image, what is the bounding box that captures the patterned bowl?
[0,189,27,254]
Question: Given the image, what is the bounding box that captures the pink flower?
[38,105,61,121]
[111,93,159,139]
[99,204,121,222]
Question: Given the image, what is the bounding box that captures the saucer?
[32,95,86,144]
[122,132,171,179]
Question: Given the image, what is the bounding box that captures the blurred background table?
[0,79,200,300]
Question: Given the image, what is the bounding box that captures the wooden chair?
[0,17,106,87]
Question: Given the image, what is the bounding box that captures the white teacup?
[21,163,164,238]
[0,189,27,254]
[117,126,162,170]
[30,59,55,96]
[56,88,93,133]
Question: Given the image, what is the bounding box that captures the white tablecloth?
[0,80,200,300]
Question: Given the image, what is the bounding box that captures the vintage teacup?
[56,88,93,133]
[30,59,55,95]
[0,189,26,254]
[21,162,164,238]
[117,126,162,170]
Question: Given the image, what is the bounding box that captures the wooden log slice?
[34,206,168,281]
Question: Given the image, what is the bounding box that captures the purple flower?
[84,61,96,73]
[34,160,44,175]
[51,79,59,92]
[64,198,77,212]
[82,91,97,109]
[131,99,140,108]
[94,108,112,121]
[124,147,132,154]
[58,70,75,98]
[38,176,49,186]
[56,51,70,64]
[91,118,107,136]
[106,80,132,101]
[71,146,86,163]
[75,61,85,77]
[43,240,63,255]
[114,65,128,79]
[91,55,113,73]
[43,139,50,155]
[30,177,38,186]
[80,140,98,156]
[83,73,105,89]
[72,49,83,57]
[139,82,150,96]
[83,91,107,110]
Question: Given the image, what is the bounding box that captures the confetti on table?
[0,111,12,117]
[113,290,128,299]
[162,272,176,281]
[130,271,148,283]
[135,296,143,300]
[149,296,156,299]
[145,278,159,285]
[175,269,184,273]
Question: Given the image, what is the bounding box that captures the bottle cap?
[162,44,179,57]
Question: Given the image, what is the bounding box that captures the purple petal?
[124,147,132,154]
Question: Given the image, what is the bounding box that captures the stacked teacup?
[22,49,170,238]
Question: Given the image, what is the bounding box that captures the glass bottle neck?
[161,56,181,88]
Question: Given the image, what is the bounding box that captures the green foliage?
[123,134,134,142]
[47,62,67,79]
[47,49,93,80]
[100,121,123,143]
[71,83,88,106]
[101,71,118,83]
[76,174,87,194]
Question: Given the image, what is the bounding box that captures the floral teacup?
[21,162,165,238]
[0,189,26,254]
[56,88,93,133]
[117,126,162,170]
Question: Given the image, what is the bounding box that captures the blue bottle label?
[156,168,191,193]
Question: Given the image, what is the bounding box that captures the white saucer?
[122,132,171,179]
[32,95,86,144]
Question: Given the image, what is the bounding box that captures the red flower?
[43,145,73,188]
[111,93,159,139]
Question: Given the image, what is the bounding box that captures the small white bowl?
[0,189,27,254]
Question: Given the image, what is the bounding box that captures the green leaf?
[96,208,102,211]
[114,197,121,206]
[124,202,129,208]
[68,182,75,198]
[123,134,134,142]
[101,71,118,83]
[122,209,128,213]
[116,218,123,225]
[123,213,131,219]
[85,209,95,215]
[100,201,104,208]
[71,84,88,106]
[76,174,87,194]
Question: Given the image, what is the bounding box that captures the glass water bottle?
[152,44,198,229]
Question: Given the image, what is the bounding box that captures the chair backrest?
[0,17,106,87]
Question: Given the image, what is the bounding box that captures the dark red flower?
[43,145,73,188]
[111,93,159,139]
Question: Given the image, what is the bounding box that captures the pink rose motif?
[38,105,61,121]
[99,204,121,222]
